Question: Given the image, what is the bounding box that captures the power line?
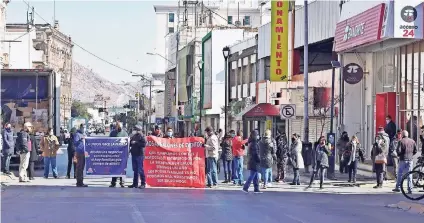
[21,0,145,76]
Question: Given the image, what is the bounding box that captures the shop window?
[168,27,174,33]
[169,13,175,23]
[243,16,251,26]
[227,16,233,25]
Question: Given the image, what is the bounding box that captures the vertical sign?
[394,0,423,39]
[270,0,289,82]
[165,72,175,117]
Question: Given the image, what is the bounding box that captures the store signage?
[394,0,423,39]
[270,0,289,82]
[343,63,364,85]
[343,23,365,42]
[334,4,385,52]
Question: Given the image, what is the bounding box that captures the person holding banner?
[204,127,219,188]
[129,125,147,189]
[163,127,174,138]
[109,122,128,188]
[74,125,87,187]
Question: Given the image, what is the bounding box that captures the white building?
[0,0,8,68]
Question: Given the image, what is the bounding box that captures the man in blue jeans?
[232,130,246,185]
[243,130,262,194]
[204,127,219,188]
[128,125,147,189]
[393,130,417,193]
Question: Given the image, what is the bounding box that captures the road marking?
[283,213,307,223]
[130,203,147,223]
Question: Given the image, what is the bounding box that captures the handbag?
[375,154,387,164]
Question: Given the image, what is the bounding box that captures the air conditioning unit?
[234,21,241,26]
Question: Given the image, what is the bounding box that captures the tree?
[304,81,345,138]
[71,100,93,119]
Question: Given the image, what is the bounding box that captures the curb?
[386,201,424,215]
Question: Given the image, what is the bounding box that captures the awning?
[235,104,257,121]
[244,103,280,118]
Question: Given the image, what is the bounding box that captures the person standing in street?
[308,136,330,189]
[345,136,364,183]
[232,130,246,186]
[27,127,39,180]
[259,129,277,189]
[2,123,14,175]
[204,127,219,188]
[40,128,60,179]
[128,125,147,189]
[289,134,304,185]
[66,128,77,179]
[336,131,350,174]
[16,122,32,182]
[220,133,233,183]
[109,122,128,187]
[372,134,387,189]
[390,130,402,181]
[74,125,88,187]
[393,130,417,193]
[163,127,175,139]
[275,130,289,183]
[242,130,262,194]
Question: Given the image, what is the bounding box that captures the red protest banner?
[144,136,206,188]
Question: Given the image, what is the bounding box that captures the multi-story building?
[5,21,73,128]
[154,0,264,135]
[0,0,9,68]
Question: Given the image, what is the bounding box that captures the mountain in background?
[71,62,143,107]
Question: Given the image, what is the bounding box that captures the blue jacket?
[2,129,15,155]
[74,130,85,154]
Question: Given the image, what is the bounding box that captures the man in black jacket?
[128,125,147,189]
[393,130,417,193]
[16,122,32,182]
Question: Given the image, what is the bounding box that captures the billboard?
[270,0,289,82]
[202,33,213,109]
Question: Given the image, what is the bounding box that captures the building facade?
[0,0,8,68]
[335,0,424,155]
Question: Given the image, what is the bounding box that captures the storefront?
[335,1,424,155]
[240,103,283,137]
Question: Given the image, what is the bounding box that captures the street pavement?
[2,136,424,222]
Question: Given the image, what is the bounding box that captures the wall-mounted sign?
[343,63,364,85]
[394,0,423,39]
[343,23,365,42]
[270,0,289,82]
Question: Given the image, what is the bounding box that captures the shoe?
[4,171,11,175]
[74,176,76,179]
[128,185,137,188]
[319,186,323,190]
[29,177,35,180]
[76,184,88,187]
[242,189,249,193]
[253,190,263,194]
[120,184,125,188]
[373,185,379,189]
[139,185,146,189]
[289,183,296,185]
[54,176,58,179]
[392,188,400,192]
[262,186,267,189]
[109,184,116,188]
[222,180,228,183]
[66,176,70,179]
[206,185,212,188]
[43,176,48,179]
[348,179,351,183]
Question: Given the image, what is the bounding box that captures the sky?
[6,0,179,83]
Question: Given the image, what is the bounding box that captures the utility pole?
[303,0,310,172]
[174,0,181,133]
[27,7,34,68]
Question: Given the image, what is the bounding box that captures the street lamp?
[329,60,341,180]
[146,52,175,65]
[197,60,203,135]
[222,46,230,134]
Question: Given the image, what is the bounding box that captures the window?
[227,16,233,24]
[243,16,251,26]
[168,27,174,33]
[168,13,175,23]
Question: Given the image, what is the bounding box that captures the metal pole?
[330,67,335,133]
[303,1,309,143]
[149,80,153,135]
[199,66,203,135]
[224,57,228,134]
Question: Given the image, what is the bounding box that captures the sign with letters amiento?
[270,0,289,82]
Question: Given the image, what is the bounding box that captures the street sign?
[279,104,296,119]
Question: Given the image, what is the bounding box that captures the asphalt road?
[1,185,423,223]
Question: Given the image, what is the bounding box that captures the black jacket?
[16,130,30,154]
[28,134,39,162]
[66,133,76,154]
[130,133,147,157]
[220,139,233,161]
[247,137,261,171]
